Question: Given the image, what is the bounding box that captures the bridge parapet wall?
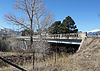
[16,32,87,40]
[46,32,87,39]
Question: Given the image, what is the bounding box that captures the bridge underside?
[48,42,80,54]
[17,38,82,53]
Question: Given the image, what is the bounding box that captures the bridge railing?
[45,32,87,39]
[15,32,87,40]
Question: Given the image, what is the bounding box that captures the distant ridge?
[87,29,100,35]
[0,25,21,35]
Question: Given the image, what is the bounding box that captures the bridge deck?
[15,33,86,45]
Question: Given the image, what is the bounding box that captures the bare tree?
[5,0,55,69]
[5,0,46,48]
[34,1,46,34]
[40,12,54,33]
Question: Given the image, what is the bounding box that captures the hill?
[0,26,20,35]
[88,29,100,35]
[71,36,100,71]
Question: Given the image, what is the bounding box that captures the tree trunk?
[30,18,33,48]
[30,32,33,47]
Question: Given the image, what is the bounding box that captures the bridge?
[15,32,87,45]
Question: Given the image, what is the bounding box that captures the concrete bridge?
[16,32,87,45]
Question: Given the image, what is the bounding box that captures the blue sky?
[0,0,100,32]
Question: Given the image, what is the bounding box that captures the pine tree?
[59,16,78,34]
[48,21,61,34]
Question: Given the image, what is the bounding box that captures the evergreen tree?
[59,16,78,33]
[48,21,61,34]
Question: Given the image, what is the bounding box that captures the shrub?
[0,38,10,52]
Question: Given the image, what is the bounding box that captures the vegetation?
[0,37,100,71]
[5,0,53,48]
[48,21,61,34]
[49,16,78,34]
[21,29,30,36]
[0,38,10,52]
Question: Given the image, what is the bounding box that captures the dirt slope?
[72,36,100,71]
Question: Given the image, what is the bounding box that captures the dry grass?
[0,51,100,71]
[0,52,73,71]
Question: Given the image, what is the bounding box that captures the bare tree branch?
[40,12,54,33]
[34,1,47,33]
[5,14,30,30]
[5,0,54,51]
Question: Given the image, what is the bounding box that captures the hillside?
[71,36,100,71]
[0,26,20,35]
[88,29,100,35]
